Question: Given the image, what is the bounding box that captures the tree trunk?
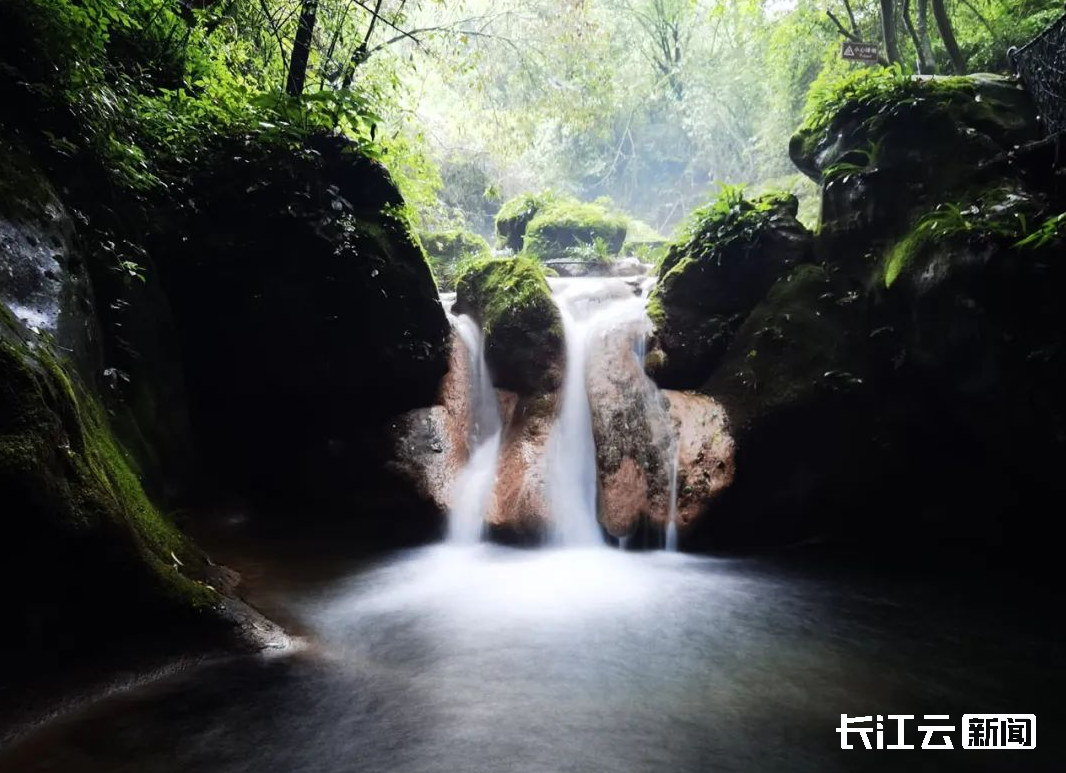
[903,0,936,73]
[917,0,937,73]
[931,0,966,74]
[879,0,903,65]
[286,0,318,98]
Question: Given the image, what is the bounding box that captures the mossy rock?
[522,199,627,262]
[453,257,564,396]
[420,229,492,292]
[495,193,549,252]
[154,135,451,527]
[875,187,1066,491]
[687,263,876,548]
[646,190,813,388]
[790,71,1040,256]
[790,72,1037,182]
[0,306,222,649]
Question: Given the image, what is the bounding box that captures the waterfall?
[447,315,502,544]
[445,275,683,551]
[545,299,604,547]
[546,277,680,549]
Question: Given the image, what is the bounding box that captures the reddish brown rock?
[388,329,471,511]
[663,390,735,530]
[585,311,675,538]
[485,391,558,544]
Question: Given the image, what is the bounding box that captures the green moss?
[454,256,557,336]
[453,256,564,394]
[420,229,493,291]
[662,188,798,279]
[0,312,216,613]
[522,199,628,262]
[795,67,977,162]
[495,192,553,252]
[645,290,666,328]
[883,186,1043,287]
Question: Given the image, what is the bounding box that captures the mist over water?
[3,544,1057,773]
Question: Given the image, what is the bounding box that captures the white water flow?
[446,315,502,544]
[545,298,603,546]
[546,277,681,549]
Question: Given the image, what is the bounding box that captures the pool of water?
[1,545,1059,772]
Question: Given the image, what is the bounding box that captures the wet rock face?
[663,390,735,531]
[587,324,736,541]
[0,138,98,375]
[586,310,675,537]
[690,264,875,547]
[485,391,557,545]
[647,193,814,389]
[387,329,470,521]
[883,208,1066,502]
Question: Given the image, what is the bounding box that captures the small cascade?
[664,446,680,552]
[546,277,681,549]
[545,299,604,547]
[444,273,686,551]
[447,315,502,544]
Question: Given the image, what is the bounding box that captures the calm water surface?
[1,545,1059,772]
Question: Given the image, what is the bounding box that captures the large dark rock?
[650,74,1065,554]
[452,256,564,396]
[646,192,813,388]
[153,136,451,536]
[790,73,1041,262]
[0,149,276,698]
[684,264,877,548]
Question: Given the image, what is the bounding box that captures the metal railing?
[1009,7,1066,135]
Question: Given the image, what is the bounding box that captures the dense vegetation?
[2,0,1057,252]
[407,0,1062,235]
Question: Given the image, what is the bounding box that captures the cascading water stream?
[547,277,681,550]
[545,301,604,547]
[446,314,502,544]
[444,275,681,551]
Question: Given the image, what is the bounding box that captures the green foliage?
[883,187,1052,286]
[421,229,493,291]
[822,140,883,183]
[1015,212,1066,250]
[664,185,797,276]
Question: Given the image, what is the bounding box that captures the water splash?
[447,315,502,544]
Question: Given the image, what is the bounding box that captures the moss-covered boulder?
[646,190,813,388]
[790,71,1041,257]
[0,306,234,658]
[875,186,1066,500]
[420,229,492,292]
[152,135,451,538]
[684,264,876,547]
[495,193,547,252]
[523,199,628,262]
[452,256,564,396]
